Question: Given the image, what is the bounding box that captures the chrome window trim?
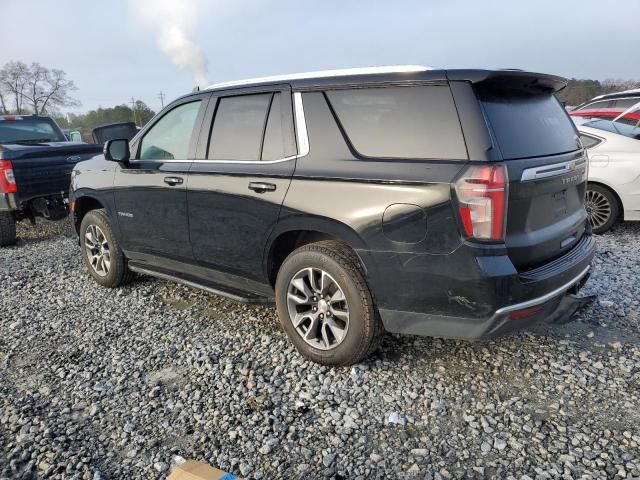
[130,93,310,166]
[520,157,587,181]
[192,155,298,165]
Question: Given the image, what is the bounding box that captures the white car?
[576,112,640,233]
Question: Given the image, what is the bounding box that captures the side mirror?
[104,139,130,162]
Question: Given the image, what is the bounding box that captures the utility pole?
[129,97,138,126]
[158,92,166,109]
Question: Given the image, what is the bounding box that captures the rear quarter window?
[579,133,602,149]
[326,85,468,160]
[478,88,580,159]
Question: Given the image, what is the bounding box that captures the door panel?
[114,161,191,259]
[187,86,296,285]
[114,96,209,262]
[188,161,294,282]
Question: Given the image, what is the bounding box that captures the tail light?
[0,160,17,193]
[454,164,508,241]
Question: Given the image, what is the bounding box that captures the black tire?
[275,240,384,366]
[586,184,620,234]
[79,209,134,288]
[0,212,16,247]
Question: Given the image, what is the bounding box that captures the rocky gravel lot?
[1,219,639,480]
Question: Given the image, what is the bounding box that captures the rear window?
[0,117,65,144]
[583,119,640,140]
[326,86,468,160]
[478,88,580,159]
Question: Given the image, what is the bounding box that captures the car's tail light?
[454,164,508,241]
[0,160,17,193]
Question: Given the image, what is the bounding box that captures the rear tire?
[586,184,619,234]
[80,209,134,288]
[275,240,384,366]
[0,212,16,247]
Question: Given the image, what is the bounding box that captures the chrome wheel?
[286,267,349,351]
[585,189,612,231]
[84,224,111,277]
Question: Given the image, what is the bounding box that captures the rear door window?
[478,88,580,159]
[613,97,640,109]
[326,85,468,160]
[208,94,272,161]
[581,99,613,110]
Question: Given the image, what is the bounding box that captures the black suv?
[70,66,595,366]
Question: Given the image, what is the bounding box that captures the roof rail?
[204,65,432,91]
[591,88,640,101]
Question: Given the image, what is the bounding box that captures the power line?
[158,92,166,109]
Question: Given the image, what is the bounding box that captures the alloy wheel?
[84,224,111,277]
[585,189,612,231]
[286,267,350,351]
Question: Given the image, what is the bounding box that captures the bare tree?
[22,63,79,115]
[0,91,8,114]
[0,61,30,113]
[0,61,80,115]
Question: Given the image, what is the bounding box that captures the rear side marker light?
[455,164,508,241]
[0,160,17,194]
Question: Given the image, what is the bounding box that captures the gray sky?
[1,0,637,113]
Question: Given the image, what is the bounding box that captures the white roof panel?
[204,65,432,91]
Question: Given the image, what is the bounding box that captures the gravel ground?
[0,219,639,480]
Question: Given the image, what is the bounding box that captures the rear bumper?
[0,193,17,212]
[371,233,596,340]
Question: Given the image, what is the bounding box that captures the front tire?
[586,184,619,234]
[275,240,384,366]
[0,212,16,247]
[80,209,134,288]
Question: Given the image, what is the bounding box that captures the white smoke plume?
[131,0,209,87]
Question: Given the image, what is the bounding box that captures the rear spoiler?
[446,69,568,93]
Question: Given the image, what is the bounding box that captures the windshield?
[0,117,66,144]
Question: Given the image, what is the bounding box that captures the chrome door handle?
[248,182,276,193]
[164,176,183,186]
